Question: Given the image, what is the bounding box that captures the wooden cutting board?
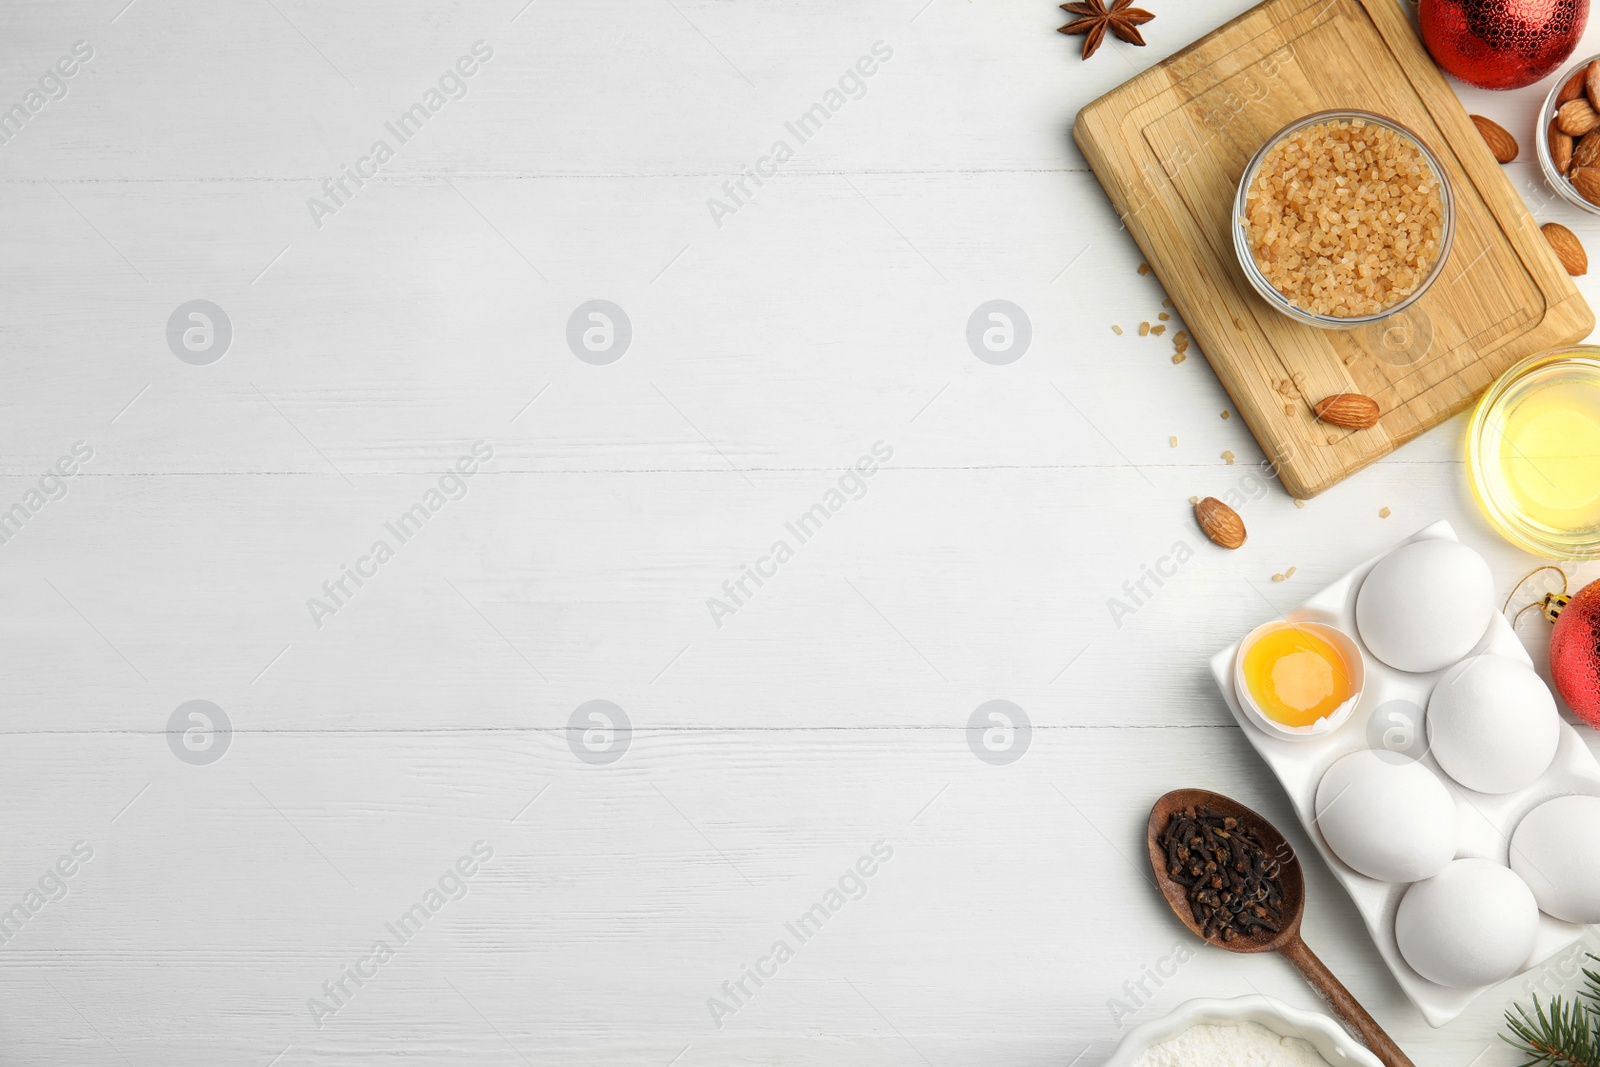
[1074,0,1594,499]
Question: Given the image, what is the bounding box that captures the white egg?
[1396,859,1539,988]
[1355,540,1494,673]
[1315,751,1457,883]
[1427,655,1560,794]
[1511,795,1600,923]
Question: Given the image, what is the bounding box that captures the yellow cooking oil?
[1470,351,1600,559]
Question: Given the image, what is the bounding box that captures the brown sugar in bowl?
[1233,110,1455,329]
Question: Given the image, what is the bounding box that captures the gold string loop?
[1502,565,1570,629]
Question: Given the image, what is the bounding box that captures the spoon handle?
[1279,936,1415,1067]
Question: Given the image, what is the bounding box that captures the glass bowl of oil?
[1469,348,1600,560]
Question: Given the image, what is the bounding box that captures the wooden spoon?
[1146,788,1414,1067]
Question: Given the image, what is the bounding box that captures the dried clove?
[1158,805,1286,944]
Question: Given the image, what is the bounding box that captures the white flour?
[1131,1021,1335,1067]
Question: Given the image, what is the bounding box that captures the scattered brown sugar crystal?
[1272,572,1286,582]
[1162,298,1173,308]
[1294,499,1306,509]
[1221,410,1231,420]
[1159,312,1171,321]
[1169,436,1179,447]
[1138,262,1151,275]
[1379,506,1392,518]
[1139,322,1151,336]
[1222,450,1236,464]
[1112,324,1124,335]
[1285,566,1297,578]
[1173,352,1187,364]
[1245,118,1446,318]
[1152,325,1167,336]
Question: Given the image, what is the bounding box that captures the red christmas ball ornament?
[1547,578,1600,728]
[1418,0,1590,90]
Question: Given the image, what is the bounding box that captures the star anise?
[1058,0,1155,60]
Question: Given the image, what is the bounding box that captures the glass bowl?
[1468,347,1600,560]
[1233,110,1456,330]
[1537,55,1600,216]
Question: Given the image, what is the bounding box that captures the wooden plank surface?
[1074,0,1593,499]
[3,0,1600,1065]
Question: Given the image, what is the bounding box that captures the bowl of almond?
[1540,56,1600,215]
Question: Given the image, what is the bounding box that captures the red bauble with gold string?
[1549,578,1600,728]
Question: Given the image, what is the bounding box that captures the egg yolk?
[1243,625,1354,728]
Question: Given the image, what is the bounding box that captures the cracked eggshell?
[1510,795,1600,923]
[1354,541,1494,673]
[1396,859,1539,988]
[1314,750,1458,883]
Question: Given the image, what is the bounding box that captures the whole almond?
[1542,222,1588,275]
[1560,64,1590,104]
[1587,60,1600,111]
[1552,121,1575,174]
[1195,497,1246,550]
[1574,130,1600,170]
[1572,166,1600,206]
[1559,97,1600,136]
[1471,115,1518,163]
[1314,393,1381,430]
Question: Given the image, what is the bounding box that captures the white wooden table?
[4,0,1597,1063]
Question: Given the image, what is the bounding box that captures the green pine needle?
[1503,958,1600,1067]
[1584,963,1600,1009]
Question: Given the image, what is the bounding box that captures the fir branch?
[1582,957,1600,1010]
[1503,992,1600,1067]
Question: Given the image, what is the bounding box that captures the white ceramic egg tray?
[1210,521,1600,1028]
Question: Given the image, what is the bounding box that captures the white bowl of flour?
[1103,995,1383,1067]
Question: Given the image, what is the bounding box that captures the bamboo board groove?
[1074,0,1594,499]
